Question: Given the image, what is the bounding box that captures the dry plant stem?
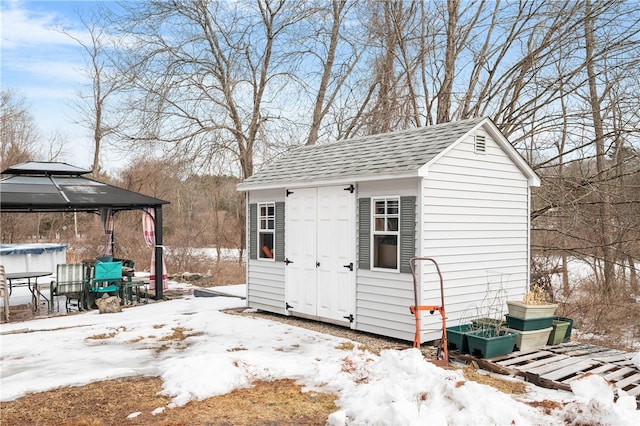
[523,286,549,305]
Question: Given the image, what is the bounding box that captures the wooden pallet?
[452,342,640,402]
[494,343,640,398]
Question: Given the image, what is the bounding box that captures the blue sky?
[1,1,113,171]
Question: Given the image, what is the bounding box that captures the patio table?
[5,271,52,312]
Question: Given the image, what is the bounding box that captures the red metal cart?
[409,257,448,367]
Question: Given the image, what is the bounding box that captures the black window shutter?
[249,203,257,260]
[399,196,416,273]
[275,202,285,261]
[358,198,371,270]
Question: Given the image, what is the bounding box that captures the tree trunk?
[584,0,615,295]
[436,0,458,124]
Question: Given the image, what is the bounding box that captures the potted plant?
[465,326,517,359]
[507,286,558,320]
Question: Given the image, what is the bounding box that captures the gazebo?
[0,162,170,299]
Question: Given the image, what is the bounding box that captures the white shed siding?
[246,189,287,314]
[417,132,530,341]
[354,179,419,341]
[246,260,286,313]
[355,270,416,341]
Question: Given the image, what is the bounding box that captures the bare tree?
[0,89,39,169]
[111,0,315,179]
[305,0,363,145]
[61,8,127,176]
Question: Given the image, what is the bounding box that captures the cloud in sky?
[1,1,88,83]
[2,2,78,48]
[1,1,101,169]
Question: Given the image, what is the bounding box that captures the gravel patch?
[227,307,440,358]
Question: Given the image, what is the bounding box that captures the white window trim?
[371,196,400,272]
[257,202,276,261]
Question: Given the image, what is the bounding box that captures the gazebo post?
[154,206,164,300]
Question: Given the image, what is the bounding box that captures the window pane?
[375,218,385,231]
[387,200,399,214]
[267,219,274,229]
[387,218,398,231]
[267,205,275,216]
[259,232,274,259]
[260,219,267,230]
[375,201,386,214]
[373,235,397,269]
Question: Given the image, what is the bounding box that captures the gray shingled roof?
[1,162,169,212]
[239,117,488,188]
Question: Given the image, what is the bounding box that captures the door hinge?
[343,314,354,323]
[344,184,355,193]
[343,262,353,271]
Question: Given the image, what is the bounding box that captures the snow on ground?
[1,281,638,425]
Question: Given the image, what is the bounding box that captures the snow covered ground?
[1,281,638,425]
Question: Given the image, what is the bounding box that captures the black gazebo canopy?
[0,161,170,298]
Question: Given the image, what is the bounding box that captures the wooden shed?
[237,117,540,343]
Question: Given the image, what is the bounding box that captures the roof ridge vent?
[475,135,486,154]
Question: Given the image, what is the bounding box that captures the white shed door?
[285,186,355,323]
[285,188,317,316]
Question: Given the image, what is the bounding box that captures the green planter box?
[505,314,554,331]
[554,316,573,343]
[547,320,571,345]
[446,324,474,353]
[466,328,517,359]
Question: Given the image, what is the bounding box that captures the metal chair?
[87,261,123,305]
[50,264,87,313]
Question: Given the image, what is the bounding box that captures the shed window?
[372,197,399,269]
[258,202,275,259]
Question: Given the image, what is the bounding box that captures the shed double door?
[285,186,355,324]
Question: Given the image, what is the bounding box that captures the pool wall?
[0,243,68,275]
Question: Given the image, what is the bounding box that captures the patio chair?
[50,263,87,313]
[87,261,123,304]
[0,265,9,321]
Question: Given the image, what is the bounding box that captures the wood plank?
[578,363,618,376]
[625,385,640,397]
[496,350,553,367]
[604,367,636,382]
[548,343,596,354]
[514,354,567,371]
[527,357,580,376]
[592,352,631,363]
[449,353,519,376]
[562,364,620,384]
[560,347,611,357]
[542,360,599,381]
[520,371,572,392]
[613,372,640,389]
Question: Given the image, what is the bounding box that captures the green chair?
[89,261,123,296]
[50,264,87,313]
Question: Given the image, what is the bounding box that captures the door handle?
[343,262,353,271]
